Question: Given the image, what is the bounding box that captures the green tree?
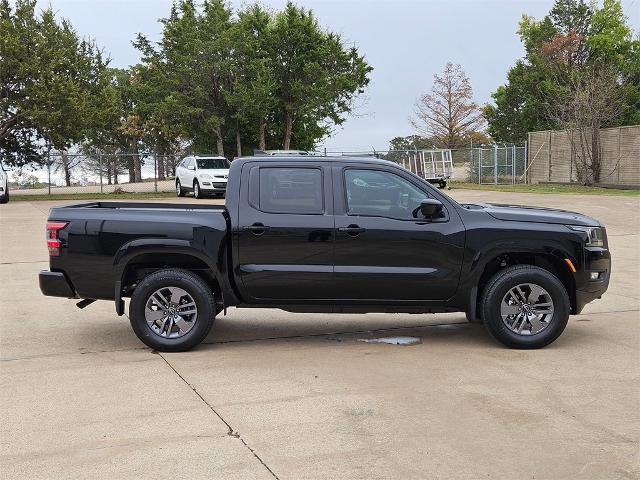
[0,0,110,168]
[485,0,639,145]
[269,2,372,150]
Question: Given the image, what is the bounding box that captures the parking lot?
[1,190,638,479]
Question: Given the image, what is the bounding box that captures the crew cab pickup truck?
[39,156,610,351]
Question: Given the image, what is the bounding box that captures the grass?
[449,182,640,196]
[10,191,179,202]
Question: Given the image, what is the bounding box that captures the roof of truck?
[235,155,395,166]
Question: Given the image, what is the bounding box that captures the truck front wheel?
[480,265,569,349]
[129,269,216,352]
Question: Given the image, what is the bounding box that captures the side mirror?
[189,165,196,171]
[420,199,443,218]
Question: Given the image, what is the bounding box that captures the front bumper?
[574,246,611,314]
[39,270,76,298]
[199,181,227,192]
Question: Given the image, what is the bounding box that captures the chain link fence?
[6,145,527,197]
[8,153,181,196]
[467,145,527,184]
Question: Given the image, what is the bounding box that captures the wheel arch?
[114,239,224,314]
[467,250,577,320]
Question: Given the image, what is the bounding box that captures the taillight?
[46,221,68,256]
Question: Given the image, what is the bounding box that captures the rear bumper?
[39,270,76,298]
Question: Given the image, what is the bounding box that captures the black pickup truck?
[39,155,610,351]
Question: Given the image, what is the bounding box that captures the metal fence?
[467,145,527,184]
[8,153,182,195]
[6,145,526,197]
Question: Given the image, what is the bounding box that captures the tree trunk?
[134,156,142,183]
[259,117,266,150]
[64,163,71,186]
[157,154,165,181]
[591,125,601,184]
[128,156,135,184]
[283,112,293,150]
[214,127,224,156]
[236,122,242,157]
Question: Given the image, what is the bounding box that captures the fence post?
[512,145,516,184]
[494,146,498,184]
[154,153,158,193]
[524,141,528,184]
[47,143,51,196]
[99,154,103,194]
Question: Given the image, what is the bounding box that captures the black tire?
[481,265,570,349]
[0,189,8,204]
[193,180,203,199]
[176,179,186,197]
[129,269,216,352]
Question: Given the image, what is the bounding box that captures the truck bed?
[56,201,227,212]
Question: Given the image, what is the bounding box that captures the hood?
[197,169,229,179]
[464,203,601,227]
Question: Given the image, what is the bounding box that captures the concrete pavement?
[1,191,638,479]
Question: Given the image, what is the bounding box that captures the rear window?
[197,158,229,169]
[258,167,323,214]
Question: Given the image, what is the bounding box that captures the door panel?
[332,166,465,301]
[237,164,334,301]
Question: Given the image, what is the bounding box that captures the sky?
[40,0,639,151]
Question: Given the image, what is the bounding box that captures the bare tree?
[547,65,624,185]
[410,63,485,148]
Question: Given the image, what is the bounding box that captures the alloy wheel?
[144,286,198,338]
[500,283,554,335]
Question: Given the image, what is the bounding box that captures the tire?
[176,179,186,197]
[480,265,570,349]
[0,188,8,204]
[193,180,202,199]
[129,269,216,352]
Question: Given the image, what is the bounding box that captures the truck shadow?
[198,314,498,350]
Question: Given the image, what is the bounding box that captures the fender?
[113,238,228,315]
[456,236,581,316]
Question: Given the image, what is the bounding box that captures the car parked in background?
[175,155,230,198]
[0,164,9,204]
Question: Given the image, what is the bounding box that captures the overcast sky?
[42,0,639,151]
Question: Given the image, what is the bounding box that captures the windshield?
[197,158,229,169]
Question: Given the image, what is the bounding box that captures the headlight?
[569,226,605,247]
[199,174,212,180]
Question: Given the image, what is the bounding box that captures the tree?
[486,0,639,144]
[0,0,111,168]
[410,63,485,148]
[226,3,275,153]
[548,66,624,184]
[269,2,371,150]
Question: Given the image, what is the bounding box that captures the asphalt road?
[1,191,638,479]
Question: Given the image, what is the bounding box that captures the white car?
[175,155,230,198]
[0,164,8,204]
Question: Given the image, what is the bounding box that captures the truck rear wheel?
[480,265,569,349]
[129,269,216,352]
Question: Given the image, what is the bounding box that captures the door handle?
[244,223,270,235]
[338,224,365,236]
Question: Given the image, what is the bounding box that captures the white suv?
[175,155,230,198]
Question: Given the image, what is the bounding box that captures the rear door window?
[258,167,323,214]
